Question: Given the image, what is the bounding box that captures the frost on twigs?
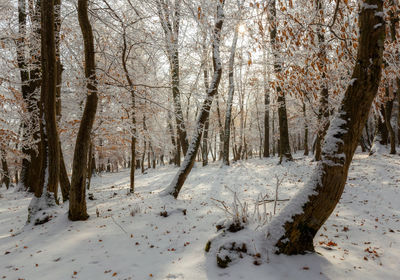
[206,186,274,268]
[27,192,57,225]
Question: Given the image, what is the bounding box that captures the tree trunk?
[167,111,180,166]
[277,94,292,163]
[156,0,189,156]
[272,108,276,156]
[202,39,210,167]
[119,24,137,193]
[223,24,238,166]
[262,38,270,158]
[202,118,209,166]
[41,0,60,199]
[395,79,400,145]
[86,141,93,190]
[162,0,225,198]
[18,0,43,194]
[370,105,388,154]
[303,100,309,156]
[54,0,71,201]
[314,0,330,162]
[216,97,225,161]
[69,0,99,221]
[386,2,398,153]
[141,140,146,174]
[266,0,385,254]
[268,0,292,163]
[59,144,70,201]
[384,87,396,154]
[1,149,10,189]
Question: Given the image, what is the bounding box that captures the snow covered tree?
[265,0,386,254]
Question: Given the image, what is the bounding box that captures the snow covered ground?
[0,152,399,280]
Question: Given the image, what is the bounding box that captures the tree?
[162,0,225,198]
[54,0,71,201]
[69,0,98,221]
[268,0,292,163]
[222,1,241,166]
[1,148,10,189]
[314,0,330,161]
[17,0,43,194]
[157,0,189,162]
[41,0,60,199]
[265,0,385,254]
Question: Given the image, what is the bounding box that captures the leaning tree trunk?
[268,0,292,163]
[162,0,225,198]
[69,0,98,221]
[265,0,385,255]
[222,23,238,166]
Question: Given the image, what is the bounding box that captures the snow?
[349,78,357,86]
[1,152,400,279]
[361,3,378,10]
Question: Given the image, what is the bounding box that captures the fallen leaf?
[327,241,337,247]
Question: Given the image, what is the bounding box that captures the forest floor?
[0,151,399,280]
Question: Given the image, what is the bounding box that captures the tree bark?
[163,0,225,198]
[266,0,385,254]
[69,0,98,221]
